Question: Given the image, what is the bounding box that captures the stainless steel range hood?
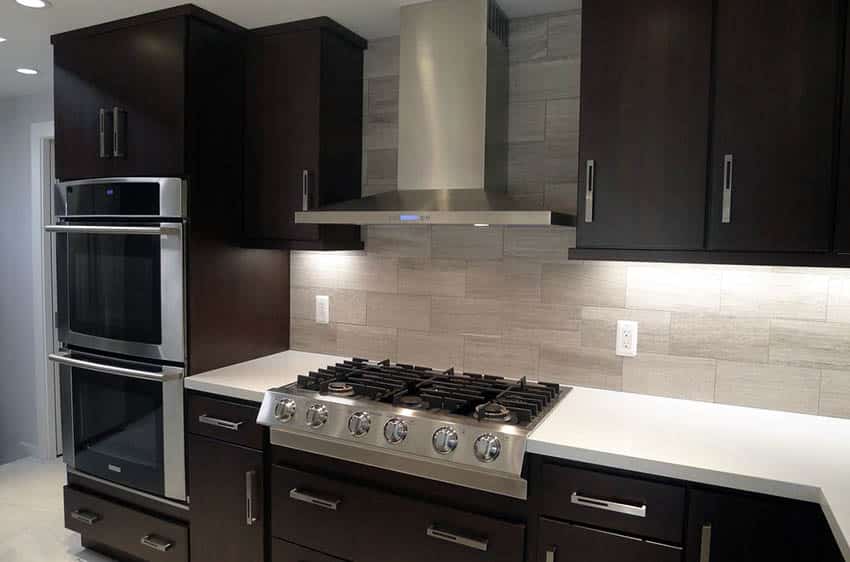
[295,0,576,227]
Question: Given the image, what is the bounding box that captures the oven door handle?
[44,225,176,236]
[48,352,184,381]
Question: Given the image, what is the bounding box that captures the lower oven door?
[51,351,186,501]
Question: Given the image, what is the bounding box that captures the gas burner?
[327,382,355,397]
[395,395,429,410]
[475,401,513,423]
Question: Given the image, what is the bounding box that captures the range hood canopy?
[295,0,576,227]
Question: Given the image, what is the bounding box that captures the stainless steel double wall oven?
[47,177,187,501]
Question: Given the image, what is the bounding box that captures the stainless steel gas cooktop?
[257,358,569,499]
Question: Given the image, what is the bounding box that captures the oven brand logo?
[108,464,123,473]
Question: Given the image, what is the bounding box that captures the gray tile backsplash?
[289,11,850,420]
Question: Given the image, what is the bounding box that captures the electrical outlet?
[315,295,330,324]
[616,320,638,357]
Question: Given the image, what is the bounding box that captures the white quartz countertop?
[527,387,850,560]
[185,350,348,402]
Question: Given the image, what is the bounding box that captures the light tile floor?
[0,457,114,562]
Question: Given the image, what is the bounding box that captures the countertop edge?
[183,378,264,403]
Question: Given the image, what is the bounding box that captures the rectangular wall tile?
[294,253,398,293]
[627,265,722,312]
[399,258,466,297]
[503,301,580,332]
[367,76,399,123]
[464,336,539,378]
[509,16,548,63]
[622,354,716,402]
[432,226,504,260]
[290,318,337,354]
[547,13,582,58]
[716,361,821,415]
[365,36,400,78]
[510,59,581,102]
[431,297,502,337]
[336,324,397,361]
[365,148,398,186]
[542,261,627,308]
[466,259,542,302]
[581,307,671,354]
[720,269,828,320]
[366,293,430,331]
[290,288,367,325]
[508,141,546,192]
[397,331,465,370]
[546,98,580,140]
[770,319,850,370]
[365,226,431,258]
[820,370,850,419]
[504,227,574,262]
[827,277,850,323]
[671,313,769,363]
[545,182,578,214]
[539,343,623,390]
[509,101,546,143]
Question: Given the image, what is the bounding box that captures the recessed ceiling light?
[16,67,38,75]
[15,0,50,7]
[0,37,7,43]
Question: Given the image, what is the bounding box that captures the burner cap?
[396,395,429,410]
[327,382,355,397]
[475,401,513,422]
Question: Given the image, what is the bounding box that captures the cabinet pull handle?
[289,488,341,511]
[245,470,257,526]
[426,525,489,552]
[98,109,109,159]
[545,546,557,562]
[584,160,595,223]
[570,492,647,518]
[721,154,733,223]
[699,524,712,562]
[198,414,244,431]
[140,534,173,552]
[112,107,126,158]
[70,509,100,526]
[302,169,310,211]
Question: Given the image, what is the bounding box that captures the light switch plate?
[315,295,330,324]
[616,320,638,357]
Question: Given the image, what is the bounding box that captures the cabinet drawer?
[271,464,524,562]
[186,392,263,449]
[539,517,682,562]
[64,486,188,562]
[272,539,346,562]
[541,463,685,544]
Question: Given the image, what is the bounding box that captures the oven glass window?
[72,368,164,495]
[67,233,162,344]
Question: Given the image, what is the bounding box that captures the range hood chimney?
[295,0,576,227]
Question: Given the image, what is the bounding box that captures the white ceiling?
[0,0,574,99]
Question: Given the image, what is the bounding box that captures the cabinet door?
[187,435,264,562]
[272,539,345,562]
[707,0,840,252]
[685,488,822,562]
[54,17,186,180]
[538,517,681,562]
[576,0,712,250]
[835,9,850,254]
[244,30,321,241]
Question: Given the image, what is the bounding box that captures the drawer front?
[186,392,263,449]
[272,539,346,562]
[271,464,525,562]
[541,463,685,544]
[538,517,682,562]
[64,486,188,562]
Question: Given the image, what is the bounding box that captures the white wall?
[0,93,53,463]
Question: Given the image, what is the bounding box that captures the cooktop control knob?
[384,418,408,444]
[274,398,297,423]
[348,412,371,437]
[432,427,459,455]
[474,433,501,463]
[305,404,329,429]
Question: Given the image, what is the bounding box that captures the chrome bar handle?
[98,109,109,159]
[198,415,244,432]
[289,488,341,511]
[426,525,489,552]
[302,169,310,211]
[48,352,184,381]
[545,546,557,562]
[70,509,100,526]
[113,107,126,158]
[45,225,170,236]
[584,160,595,223]
[246,470,257,526]
[140,534,173,553]
[699,524,712,562]
[721,154,734,223]
[570,492,647,518]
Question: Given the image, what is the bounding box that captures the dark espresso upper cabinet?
[836,9,850,255]
[52,6,240,180]
[244,19,365,250]
[576,0,713,250]
[707,0,842,252]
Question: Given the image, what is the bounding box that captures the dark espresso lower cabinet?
[539,517,682,562]
[272,539,346,562]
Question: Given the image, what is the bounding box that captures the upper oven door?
[49,221,185,363]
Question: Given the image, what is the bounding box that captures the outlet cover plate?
[315,295,330,324]
[616,320,638,357]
